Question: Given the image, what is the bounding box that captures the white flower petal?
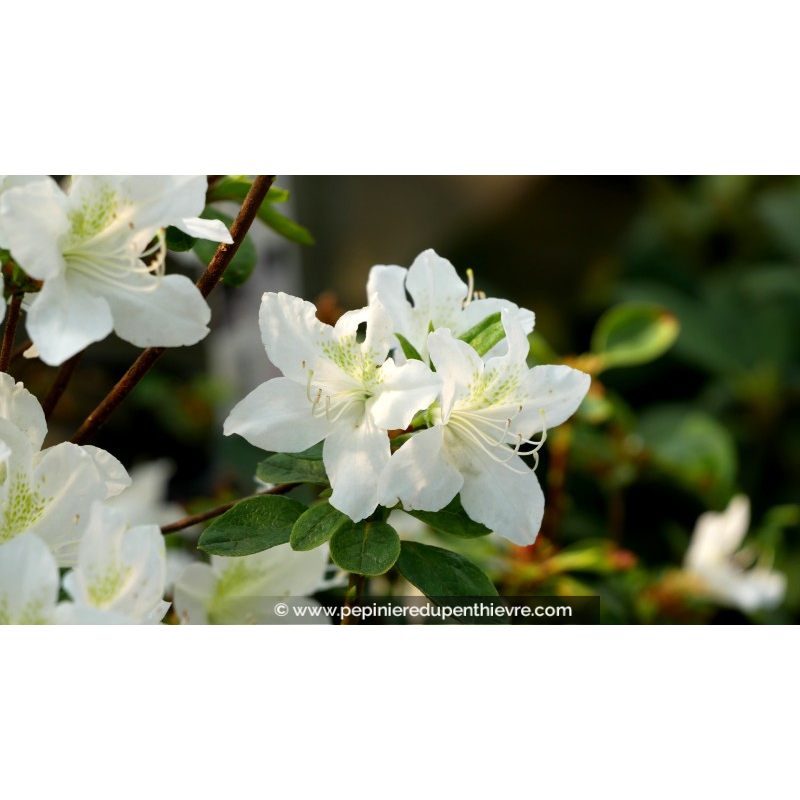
[173,563,216,624]
[369,358,442,431]
[379,425,463,511]
[259,292,334,384]
[120,175,207,233]
[81,445,131,497]
[28,443,112,566]
[459,445,545,546]
[25,273,114,366]
[0,373,47,450]
[0,533,59,624]
[176,216,233,244]
[324,414,390,521]
[366,265,415,345]
[405,249,468,322]
[223,377,333,453]
[53,603,135,624]
[514,364,592,436]
[427,327,484,420]
[685,495,750,570]
[0,178,70,280]
[101,272,211,349]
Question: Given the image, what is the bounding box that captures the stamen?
[305,370,316,402]
[462,268,475,308]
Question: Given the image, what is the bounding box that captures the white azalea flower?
[684,495,786,613]
[0,175,232,366]
[367,248,535,362]
[108,459,188,527]
[379,311,590,546]
[224,292,442,522]
[0,533,60,624]
[62,502,169,624]
[0,374,129,566]
[173,543,330,625]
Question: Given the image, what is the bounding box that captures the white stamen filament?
[447,408,548,473]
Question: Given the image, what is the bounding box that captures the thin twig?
[0,294,23,373]
[41,349,85,420]
[70,175,276,445]
[160,482,295,534]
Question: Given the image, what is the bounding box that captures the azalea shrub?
[0,175,798,624]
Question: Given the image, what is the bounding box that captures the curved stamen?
[462,268,475,308]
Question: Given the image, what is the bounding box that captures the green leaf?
[458,311,505,356]
[198,495,307,556]
[395,333,423,362]
[207,176,290,205]
[406,496,492,538]
[329,520,401,576]
[256,447,328,486]
[396,541,498,597]
[639,406,737,505]
[192,208,258,287]
[165,226,197,252]
[590,302,679,372]
[291,502,350,551]
[257,203,315,245]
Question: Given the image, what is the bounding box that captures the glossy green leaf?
[458,311,505,356]
[406,496,492,538]
[290,502,350,551]
[165,226,196,252]
[256,446,328,486]
[329,520,400,576]
[396,541,499,597]
[591,303,679,372]
[640,406,737,504]
[207,176,290,205]
[192,208,257,287]
[257,203,315,245]
[198,495,307,556]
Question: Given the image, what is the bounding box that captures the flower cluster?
[225,250,591,545]
[0,175,232,365]
[0,373,170,623]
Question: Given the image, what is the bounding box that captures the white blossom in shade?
[62,503,169,624]
[379,311,590,546]
[173,543,330,625]
[0,175,232,366]
[0,533,60,624]
[367,248,535,362]
[224,292,442,522]
[684,495,786,613]
[0,374,130,566]
[108,459,188,527]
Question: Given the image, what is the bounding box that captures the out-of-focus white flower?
[367,249,535,362]
[0,374,129,566]
[62,503,169,624]
[0,533,60,624]
[379,312,590,545]
[173,543,330,625]
[108,460,187,528]
[684,495,786,612]
[224,292,441,522]
[0,175,232,365]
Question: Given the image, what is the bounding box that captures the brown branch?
[70,175,276,445]
[0,294,23,373]
[41,349,85,420]
[160,482,295,534]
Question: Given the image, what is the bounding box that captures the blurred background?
[18,176,800,623]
